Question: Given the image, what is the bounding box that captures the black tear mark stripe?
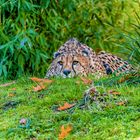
[72,55,76,74]
[72,57,85,74]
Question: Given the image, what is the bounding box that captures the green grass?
[0,77,140,140]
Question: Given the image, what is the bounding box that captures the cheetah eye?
[58,61,63,65]
[73,61,79,65]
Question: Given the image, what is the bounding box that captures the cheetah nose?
[63,69,71,76]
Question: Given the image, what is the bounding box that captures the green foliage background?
[0,0,140,79]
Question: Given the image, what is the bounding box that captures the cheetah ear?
[53,52,60,58]
[82,50,89,57]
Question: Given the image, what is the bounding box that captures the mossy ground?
[0,77,140,140]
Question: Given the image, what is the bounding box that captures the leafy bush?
[0,0,139,79]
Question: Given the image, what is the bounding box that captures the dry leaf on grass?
[117,101,126,106]
[30,77,53,84]
[42,79,53,84]
[0,81,16,87]
[58,125,72,140]
[80,77,92,85]
[109,90,120,95]
[33,84,45,92]
[30,77,43,82]
[57,102,75,111]
[11,88,16,91]
[31,77,53,92]
[8,93,15,97]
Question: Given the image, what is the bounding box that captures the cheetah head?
[46,50,92,78]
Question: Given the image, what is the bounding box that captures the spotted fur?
[46,38,133,78]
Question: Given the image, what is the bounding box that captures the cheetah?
[46,38,133,78]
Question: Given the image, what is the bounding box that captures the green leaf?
[18,54,25,71]
[2,65,7,77]
[0,64,2,76]
[41,0,50,8]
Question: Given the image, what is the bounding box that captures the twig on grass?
[0,81,16,87]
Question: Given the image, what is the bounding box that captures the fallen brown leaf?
[42,79,53,84]
[30,77,53,84]
[57,102,75,111]
[58,125,72,140]
[33,84,45,92]
[0,81,16,87]
[11,88,16,91]
[80,77,92,85]
[117,101,126,106]
[31,77,53,92]
[8,93,15,97]
[109,90,120,95]
[30,77,43,82]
